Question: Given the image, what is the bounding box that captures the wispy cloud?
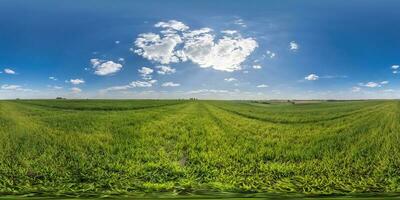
[3,68,16,75]
[161,82,180,87]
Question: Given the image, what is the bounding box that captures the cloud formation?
[4,68,16,74]
[138,67,154,80]
[1,84,33,92]
[161,82,180,87]
[134,20,258,72]
[91,59,123,76]
[304,74,319,81]
[358,81,388,88]
[256,84,269,88]
[156,65,176,75]
[68,79,85,85]
[290,41,299,51]
[224,77,237,82]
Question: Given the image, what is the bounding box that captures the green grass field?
[1,99,400,198]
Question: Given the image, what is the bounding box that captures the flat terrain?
[1,100,400,197]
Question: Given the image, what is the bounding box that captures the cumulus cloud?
[115,40,120,44]
[91,59,123,76]
[392,65,399,70]
[4,68,16,74]
[68,79,85,85]
[161,82,180,87]
[156,65,176,75]
[130,80,157,87]
[290,41,299,51]
[138,67,154,80]
[70,87,82,93]
[304,74,319,81]
[155,20,189,31]
[256,84,269,88]
[224,77,237,82]
[49,76,57,81]
[133,20,258,72]
[134,32,183,64]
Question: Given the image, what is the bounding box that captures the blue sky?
[1,0,400,99]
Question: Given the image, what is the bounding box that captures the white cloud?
[138,67,154,80]
[233,19,247,27]
[380,81,389,85]
[358,81,386,88]
[49,76,57,81]
[130,80,157,87]
[155,20,189,31]
[266,50,276,58]
[221,30,238,35]
[1,84,33,92]
[115,40,120,44]
[1,84,21,90]
[68,79,85,85]
[118,57,125,62]
[393,70,398,74]
[134,20,258,72]
[256,84,269,88]
[187,89,229,94]
[224,77,237,82]
[161,82,180,87]
[134,32,183,64]
[91,59,123,76]
[252,65,262,69]
[70,87,82,93]
[101,85,132,92]
[4,68,16,74]
[101,80,157,93]
[182,33,258,72]
[156,65,176,75]
[290,41,299,51]
[304,74,319,81]
[392,65,399,70]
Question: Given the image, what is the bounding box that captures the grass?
[1,99,400,198]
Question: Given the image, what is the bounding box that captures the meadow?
[1,99,400,198]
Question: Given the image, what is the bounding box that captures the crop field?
[1,100,400,198]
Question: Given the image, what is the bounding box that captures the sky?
[1,0,400,99]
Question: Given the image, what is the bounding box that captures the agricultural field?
[1,99,400,198]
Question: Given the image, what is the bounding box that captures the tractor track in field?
[211,102,390,125]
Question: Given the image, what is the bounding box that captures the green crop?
[1,100,399,197]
